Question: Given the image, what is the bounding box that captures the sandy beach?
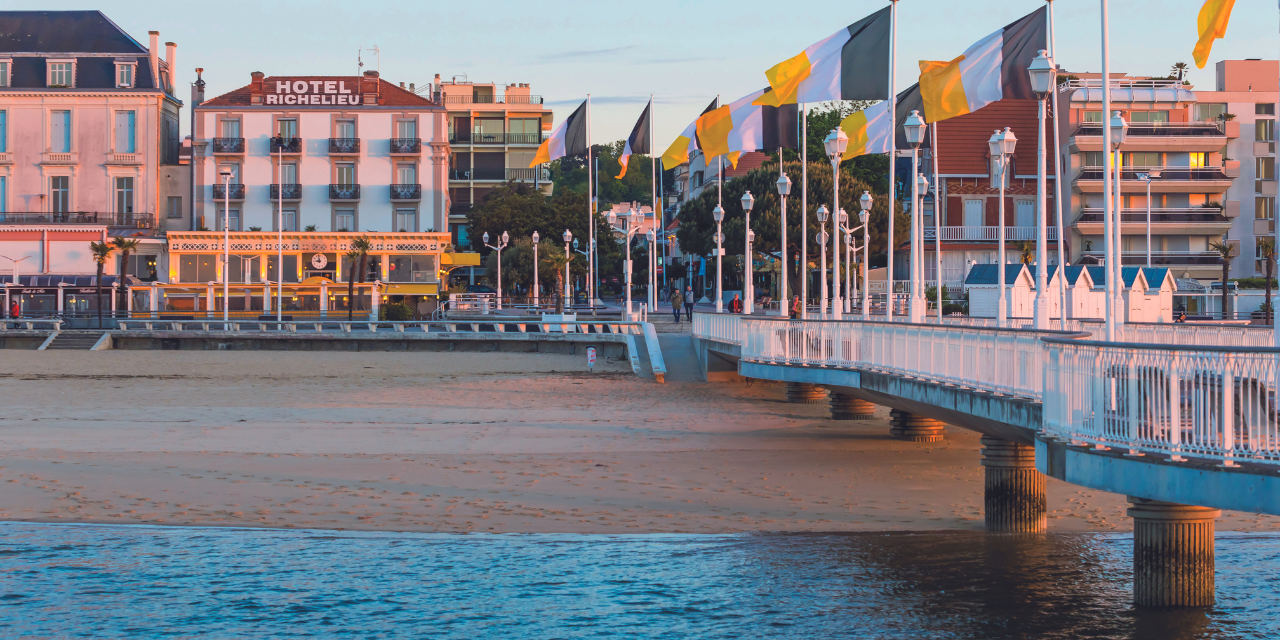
[2,346,1277,534]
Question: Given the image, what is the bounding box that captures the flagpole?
[932,121,942,321]
[649,95,657,312]
[586,94,594,316]
[1100,1,1115,341]
[801,104,808,319]
[779,146,787,317]
[1049,0,1066,325]
[887,0,899,319]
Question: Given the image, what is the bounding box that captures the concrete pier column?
[1128,497,1221,607]
[888,409,946,442]
[980,436,1046,533]
[829,393,876,420]
[784,382,827,404]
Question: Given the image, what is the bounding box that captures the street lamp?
[988,127,1017,327]
[823,128,848,319]
[219,169,232,326]
[903,109,927,321]
[711,203,725,313]
[836,207,849,314]
[916,173,930,318]
[562,229,573,307]
[741,190,755,314]
[1138,170,1161,268]
[858,191,872,320]
[1028,49,1056,329]
[608,207,641,317]
[776,173,792,317]
[816,204,829,314]
[1108,110,1129,335]
[837,208,857,314]
[646,229,656,314]
[532,230,540,307]
[482,230,509,310]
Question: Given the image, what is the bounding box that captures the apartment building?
[437,76,552,250]
[0,10,182,284]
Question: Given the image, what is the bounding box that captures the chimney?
[250,71,264,104]
[409,82,415,94]
[148,31,159,86]
[165,42,177,86]
[434,73,441,85]
[361,70,380,104]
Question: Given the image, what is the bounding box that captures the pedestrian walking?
[8,300,17,319]
[684,286,695,321]
[791,295,802,319]
[669,288,684,323]
[729,293,743,314]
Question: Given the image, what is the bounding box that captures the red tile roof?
[201,75,439,108]
[724,151,769,178]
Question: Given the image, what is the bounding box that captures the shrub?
[379,302,413,321]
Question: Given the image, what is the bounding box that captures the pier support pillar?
[1128,497,1220,607]
[980,436,1046,533]
[784,382,827,404]
[829,393,876,420]
[888,409,946,442]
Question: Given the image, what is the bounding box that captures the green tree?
[1210,239,1237,318]
[89,241,114,328]
[346,236,372,320]
[549,142,655,208]
[764,102,890,192]
[110,236,141,313]
[540,242,572,313]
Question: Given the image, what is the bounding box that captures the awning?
[386,283,438,295]
[441,252,481,266]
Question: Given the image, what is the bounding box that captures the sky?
[23,0,1280,144]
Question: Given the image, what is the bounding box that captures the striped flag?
[702,88,800,168]
[530,100,588,167]
[915,7,1046,123]
[838,100,893,160]
[660,98,718,169]
[758,7,891,106]
[1193,0,1236,69]
[616,100,652,179]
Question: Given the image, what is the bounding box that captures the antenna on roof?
[358,45,381,75]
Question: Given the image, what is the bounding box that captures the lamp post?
[859,191,872,320]
[776,173,791,316]
[842,210,853,314]
[988,128,1017,327]
[903,110,927,322]
[275,139,284,323]
[823,129,849,319]
[609,207,641,317]
[646,229,656,314]
[1138,170,1160,268]
[816,204,829,314]
[532,230,540,307]
[220,169,232,325]
[741,190,755,314]
[1109,110,1128,334]
[482,230,509,310]
[1028,49,1056,329]
[562,229,573,307]
[712,204,724,313]
[916,173,930,318]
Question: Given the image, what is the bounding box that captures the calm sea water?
[2,523,1279,639]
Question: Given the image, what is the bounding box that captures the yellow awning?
[386,283,438,295]
[441,252,481,266]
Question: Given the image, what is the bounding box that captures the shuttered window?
[114,111,135,153]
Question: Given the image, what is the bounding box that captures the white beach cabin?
[964,264,1034,319]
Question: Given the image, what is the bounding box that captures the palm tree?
[344,249,360,321]
[89,241,114,329]
[111,236,140,318]
[540,243,571,314]
[1171,62,1189,82]
[1260,238,1277,324]
[351,236,373,317]
[1016,240,1035,265]
[1209,239,1237,319]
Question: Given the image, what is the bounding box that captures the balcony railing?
[1076,207,1228,223]
[270,136,302,153]
[390,138,422,154]
[1073,122,1225,137]
[443,94,543,105]
[212,183,246,200]
[449,168,546,181]
[1077,166,1229,181]
[390,183,422,200]
[1079,251,1222,266]
[329,184,361,201]
[270,184,303,200]
[0,211,155,228]
[505,168,543,182]
[450,132,545,145]
[211,138,245,154]
[922,226,1057,242]
[328,138,361,154]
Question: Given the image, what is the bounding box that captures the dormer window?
[116,62,136,88]
[47,60,74,88]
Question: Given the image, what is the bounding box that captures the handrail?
[114,318,643,336]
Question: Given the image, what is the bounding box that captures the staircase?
[43,331,106,350]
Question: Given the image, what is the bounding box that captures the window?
[220,119,240,138]
[123,254,158,281]
[1258,197,1275,220]
[280,162,297,184]
[1126,152,1161,167]
[335,120,355,138]
[396,164,416,185]
[1195,103,1227,122]
[167,196,183,219]
[218,208,240,231]
[179,255,217,283]
[50,110,71,152]
[396,120,416,138]
[0,176,6,213]
[1258,157,1276,185]
[277,118,297,138]
[228,255,260,283]
[1082,151,1104,167]
[47,61,73,87]
[335,163,355,185]
[115,63,134,88]
[114,111,135,153]
[267,254,300,283]
[1256,119,1275,142]
[963,199,983,227]
[388,254,433,282]
[0,110,6,153]
[1258,103,1277,116]
[277,207,297,232]
[0,60,9,87]
[395,208,416,232]
[1188,152,1208,169]
[49,176,69,212]
[1082,111,1103,123]
[1015,200,1035,228]
[115,177,134,213]
[1130,111,1169,124]
[335,209,354,232]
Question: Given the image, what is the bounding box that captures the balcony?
[1074,208,1232,236]
[211,138,245,154]
[443,94,543,105]
[0,211,155,229]
[390,183,422,201]
[328,138,361,155]
[106,152,143,165]
[1079,251,1222,267]
[270,184,303,201]
[449,168,547,182]
[270,136,302,154]
[212,183,246,201]
[1070,122,1226,153]
[922,226,1056,242]
[390,138,422,155]
[1074,166,1232,193]
[449,132,545,145]
[39,151,78,165]
[329,184,361,201]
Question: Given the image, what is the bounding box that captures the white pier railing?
[692,312,743,345]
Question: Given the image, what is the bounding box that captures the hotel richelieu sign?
[266,79,367,106]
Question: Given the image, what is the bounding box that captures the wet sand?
[2,349,1277,534]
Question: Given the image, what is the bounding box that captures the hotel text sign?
[266,80,364,106]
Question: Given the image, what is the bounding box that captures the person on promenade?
[729,294,743,314]
[669,289,684,323]
[791,295,802,319]
[684,286,695,321]
[8,300,17,319]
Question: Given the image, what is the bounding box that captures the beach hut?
[1045,265,1102,319]
[964,264,1034,318]
[1134,267,1176,323]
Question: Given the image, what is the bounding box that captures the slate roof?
[0,11,146,53]
[1086,266,1146,289]
[964,263,1029,286]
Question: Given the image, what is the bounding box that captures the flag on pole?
[660,98,718,169]
[696,88,800,168]
[1193,0,1236,68]
[758,7,892,106]
[914,7,1047,123]
[838,100,893,160]
[530,100,588,166]
[616,100,652,179]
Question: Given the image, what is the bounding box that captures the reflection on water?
[1,523,1277,639]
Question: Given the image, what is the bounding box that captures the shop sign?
[265,80,364,106]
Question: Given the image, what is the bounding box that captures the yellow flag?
[763,51,812,106]
[918,56,971,123]
[1193,0,1236,69]
[696,105,734,160]
[530,139,552,167]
